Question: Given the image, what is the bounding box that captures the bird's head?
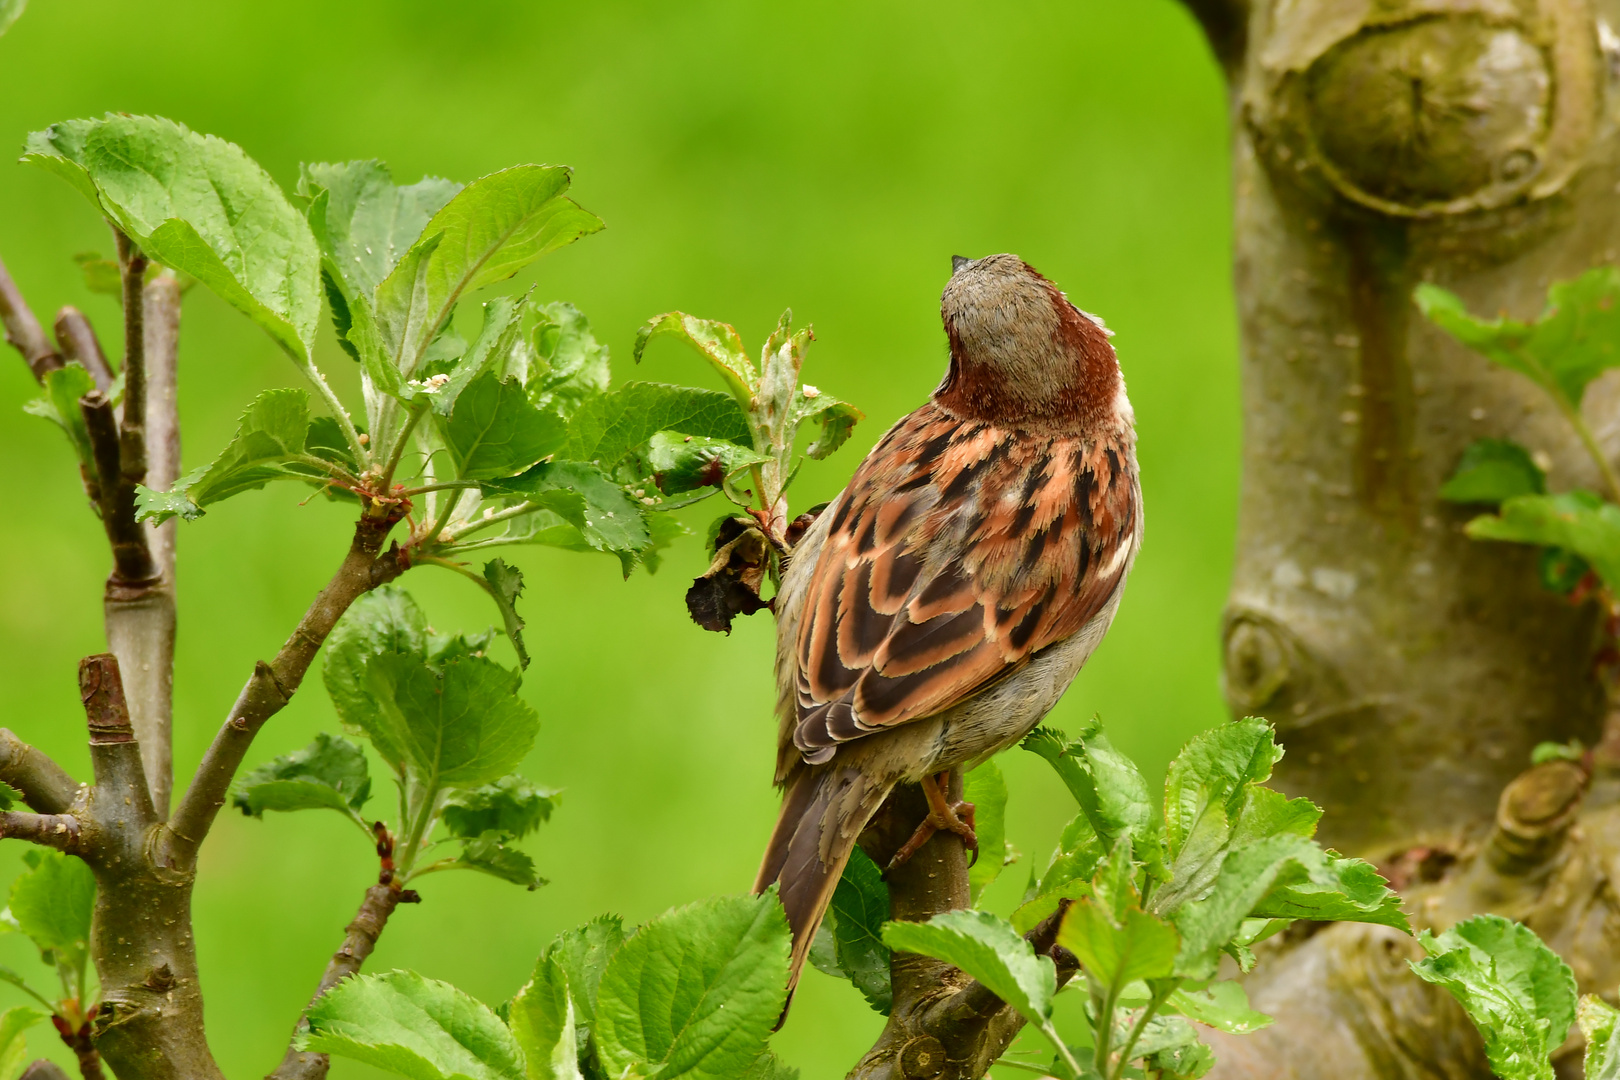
[936,253,1122,428]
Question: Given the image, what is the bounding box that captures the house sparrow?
[753,253,1143,995]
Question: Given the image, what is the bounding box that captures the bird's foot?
[886,772,979,870]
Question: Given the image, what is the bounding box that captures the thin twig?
[0,255,62,380]
[115,231,149,491]
[80,391,156,582]
[53,307,116,393]
[271,828,419,1080]
[163,512,410,871]
[0,811,83,850]
[0,729,81,815]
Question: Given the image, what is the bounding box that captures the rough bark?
[1175,0,1620,1074]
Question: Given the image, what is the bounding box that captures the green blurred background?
[0,1,1237,1074]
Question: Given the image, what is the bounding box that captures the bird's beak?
[951,255,973,274]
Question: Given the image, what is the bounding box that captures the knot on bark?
[79,654,135,745]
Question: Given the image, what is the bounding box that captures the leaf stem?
[422,488,464,546]
[1092,978,1122,1077]
[379,402,430,491]
[1037,1020,1087,1080]
[1558,399,1620,506]
[282,342,369,471]
[1108,983,1177,1080]
[399,480,481,497]
[439,500,538,544]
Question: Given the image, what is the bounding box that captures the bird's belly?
[907,589,1124,782]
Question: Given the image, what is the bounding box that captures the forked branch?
[163,510,411,871]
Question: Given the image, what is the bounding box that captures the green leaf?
[792,390,862,460]
[374,165,603,379]
[827,848,892,1014]
[23,362,97,475]
[299,160,460,303]
[427,296,529,420]
[1440,438,1546,505]
[0,784,21,813]
[1531,739,1586,765]
[1539,547,1591,594]
[883,909,1056,1026]
[365,652,539,789]
[1416,270,1620,407]
[1166,981,1272,1034]
[1467,491,1620,589]
[1056,897,1178,988]
[565,382,752,467]
[1162,718,1282,861]
[594,892,790,1080]
[73,251,124,297]
[1409,915,1577,1080]
[0,0,26,37]
[0,1007,44,1080]
[479,558,530,669]
[641,511,691,576]
[647,432,772,496]
[742,1051,800,1080]
[443,776,557,841]
[633,312,758,409]
[299,969,525,1080]
[1013,814,1106,933]
[1248,846,1408,930]
[10,850,94,979]
[232,732,371,822]
[965,760,1010,902]
[508,954,582,1080]
[1169,835,1314,980]
[455,832,546,890]
[24,115,322,361]
[481,462,649,555]
[522,302,611,419]
[1146,1038,1214,1079]
[137,388,316,523]
[443,371,568,481]
[1022,724,1161,875]
[1579,994,1620,1080]
[324,586,430,759]
[545,915,625,1028]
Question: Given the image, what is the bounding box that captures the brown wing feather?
[792,402,1138,762]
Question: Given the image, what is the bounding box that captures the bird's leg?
[886,771,979,870]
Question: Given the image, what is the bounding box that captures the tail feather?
[755,765,893,998]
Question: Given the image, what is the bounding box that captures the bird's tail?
[754,764,894,998]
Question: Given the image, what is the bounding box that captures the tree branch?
[848,776,1079,1080]
[102,271,183,818]
[79,654,156,829]
[163,512,410,871]
[272,827,420,1080]
[1176,0,1249,76]
[0,255,61,381]
[114,231,148,489]
[53,307,116,394]
[0,729,81,814]
[0,811,84,851]
[78,391,156,583]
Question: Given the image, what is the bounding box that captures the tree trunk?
[1178,0,1620,1074]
